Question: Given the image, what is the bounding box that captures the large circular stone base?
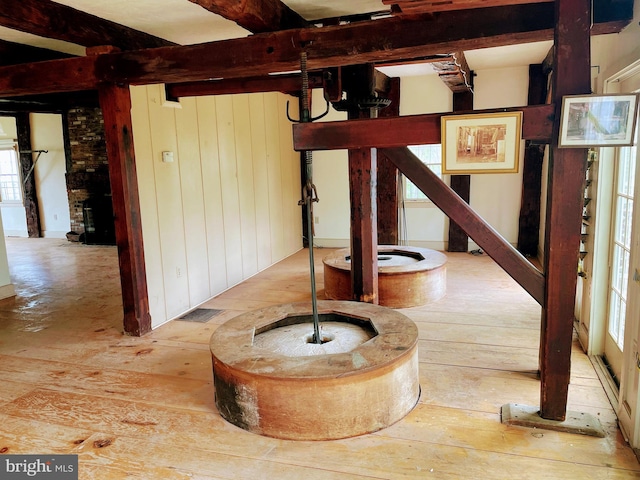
[210,301,420,440]
[323,245,447,308]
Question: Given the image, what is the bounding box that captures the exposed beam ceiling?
[0,2,629,99]
[167,72,324,99]
[0,0,175,50]
[189,0,309,33]
[386,0,552,14]
[0,38,73,66]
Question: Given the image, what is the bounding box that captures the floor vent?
[178,308,223,323]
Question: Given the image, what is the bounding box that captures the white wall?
[399,75,451,249]
[0,116,27,237]
[130,85,302,328]
[0,210,15,300]
[309,91,350,247]
[31,114,71,238]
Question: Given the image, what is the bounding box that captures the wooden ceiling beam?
[188,0,309,33]
[0,0,175,50]
[387,0,552,14]
[166,72,324,98]
[0,4,629,98]
[292,104,555,150]
[431,52,473,93]
[0,91,99,113]
[0,39,74,66]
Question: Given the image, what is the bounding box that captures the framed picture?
[441,111,522,174]
[558,93,640,147]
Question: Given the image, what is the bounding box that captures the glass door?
[604,142,636,382]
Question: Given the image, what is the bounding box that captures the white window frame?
[0,140,22,205]
[402,144,443,205]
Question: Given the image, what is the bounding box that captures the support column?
[447,91,473,252]
[517,64,548,257]
[345,64,379,304]
[349,147,378,304]
[540,0,591,421]
[15,112,41,238]
[377,77,400,245]
[98,83,152,336]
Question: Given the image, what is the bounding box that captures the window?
[0,144,22,204]
[607,142,636,350]
[403,145,442,201]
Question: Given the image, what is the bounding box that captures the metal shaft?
[299,52,322,344]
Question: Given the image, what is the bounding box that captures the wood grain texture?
[15,112,41,238]
[539,0,592,422]
[0,0,174,50]
[323,246,447,307]
[98,83,151,336]
[294,104,555,151]
[210,301,419,440]
[348,147,379,303]
[188,0,309,33]
[0,4,629,97]
[2,238,638,478]
[382,147,545,305]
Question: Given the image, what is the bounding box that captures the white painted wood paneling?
[174,96,211,306]
[195,96,228,296]
[263,93,286,262]
[146,85,190,320]
[133,87,302,328]
[248,94,273,271]
[215,95,243,287]
[232,95,258,279]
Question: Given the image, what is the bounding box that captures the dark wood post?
[376,77,400,245]
[349,147,379,303]
[15,112,41,238]
[540,0,591,420]
[344,64,379,304]
[448,91,474,252]
[98,83,152,336]
[517,64,548,257]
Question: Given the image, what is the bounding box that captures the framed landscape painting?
[559,93,639,147]
[441,111,522,174]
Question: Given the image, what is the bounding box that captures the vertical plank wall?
[130,85,302,328]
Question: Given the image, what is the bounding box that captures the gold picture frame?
[441,111,523,174]
[558,93,639,147]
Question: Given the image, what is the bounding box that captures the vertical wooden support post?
[349,147,378,304]
[15,112,41,238]
[377,77,400,245]
[344,64,379,303]
[448,91,473,252]
[98,83,152,336]
[540,0,591,420]
[517,64,548,257]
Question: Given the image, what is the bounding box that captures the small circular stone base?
[323,245,447,308]
[210,301,420,440]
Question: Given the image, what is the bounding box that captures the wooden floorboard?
[1,238,639,479]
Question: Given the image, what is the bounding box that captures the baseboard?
[312,238,350,248]
[4,230,28,237]
[42,230,69,239]
[0,283,16,301]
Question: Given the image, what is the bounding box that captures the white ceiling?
[0,0,552,73]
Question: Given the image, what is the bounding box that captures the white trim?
[0,283,15,301]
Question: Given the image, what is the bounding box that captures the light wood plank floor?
[1,237,639,479]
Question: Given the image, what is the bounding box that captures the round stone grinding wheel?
[323,245,447,308]
[210,300,420,441]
